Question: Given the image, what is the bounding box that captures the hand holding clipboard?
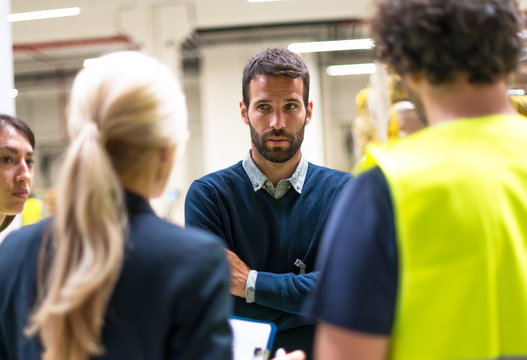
[229,316,276,360]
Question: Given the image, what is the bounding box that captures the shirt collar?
[242,150,308,194]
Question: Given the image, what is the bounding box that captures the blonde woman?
[0,51,232,360]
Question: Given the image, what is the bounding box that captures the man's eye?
[1,156,13,164]
[284,103,297,110]
[257,104,271,110]
[26,159,34,168]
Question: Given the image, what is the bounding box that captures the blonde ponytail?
[27,121,126,360]
[25,51,187,360]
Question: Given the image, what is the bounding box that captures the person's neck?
[422,79,517,125]
[250,148,301,187]
[120,165,155,200]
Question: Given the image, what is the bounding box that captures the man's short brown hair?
[242,48,310,108]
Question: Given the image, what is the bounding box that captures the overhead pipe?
[12,34,136,52]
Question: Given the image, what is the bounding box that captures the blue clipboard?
[229,316,277,360]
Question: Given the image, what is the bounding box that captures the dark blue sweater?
[0,192,232,360]
[185,161,351,354]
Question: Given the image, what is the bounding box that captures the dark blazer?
[0,191,232,360]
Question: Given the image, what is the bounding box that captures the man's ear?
[240,101,249,125]
[404,72,423,92]
[305,101,313,125]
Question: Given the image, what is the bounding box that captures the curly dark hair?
[371,0,524,84]
[242,48,310,108]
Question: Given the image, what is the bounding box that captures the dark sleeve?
[167,234,233,360]
[305,167,398,335]
[254,271,319,315]
[184,180,227,240]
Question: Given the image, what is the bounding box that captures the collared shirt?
[241,150,309,303]
[242,151,308,199]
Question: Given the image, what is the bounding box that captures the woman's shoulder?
[0,219,52,288]
[127,215,226,263]
[0,219,50,258]
[122,218,229,296]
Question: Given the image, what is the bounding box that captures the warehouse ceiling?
[11,0,373,31]
[10,0,373,86]
[10,0,527,86]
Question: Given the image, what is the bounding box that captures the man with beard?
[306,0,527,359]
[185,48,351,359]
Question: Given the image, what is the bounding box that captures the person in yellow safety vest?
[303,0,527,360]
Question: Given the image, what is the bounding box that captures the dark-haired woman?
[0,113,34,234]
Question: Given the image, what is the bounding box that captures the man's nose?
[269,109,286,129]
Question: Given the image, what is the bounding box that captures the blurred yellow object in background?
[510,94,527,116]
[21,196,44,226]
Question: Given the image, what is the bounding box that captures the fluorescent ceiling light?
[326,63,376,76]
[289,38,373,53]
[508,89,525,95]
[8,7,81,22]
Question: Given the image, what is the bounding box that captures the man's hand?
[224,249,250,298]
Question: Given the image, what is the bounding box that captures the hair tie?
[79,122,100,142]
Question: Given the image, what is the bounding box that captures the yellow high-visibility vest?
[359,114,527,360]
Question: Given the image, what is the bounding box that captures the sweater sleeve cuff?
[245,270,258,303]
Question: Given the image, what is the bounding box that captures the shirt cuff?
[245,270,258,303]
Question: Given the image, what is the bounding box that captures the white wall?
[200,44,251,173]
[1,0,14,115]
[0,0,22,243]
[321,72,370,171]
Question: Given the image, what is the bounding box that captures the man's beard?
[248,116,306,163]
